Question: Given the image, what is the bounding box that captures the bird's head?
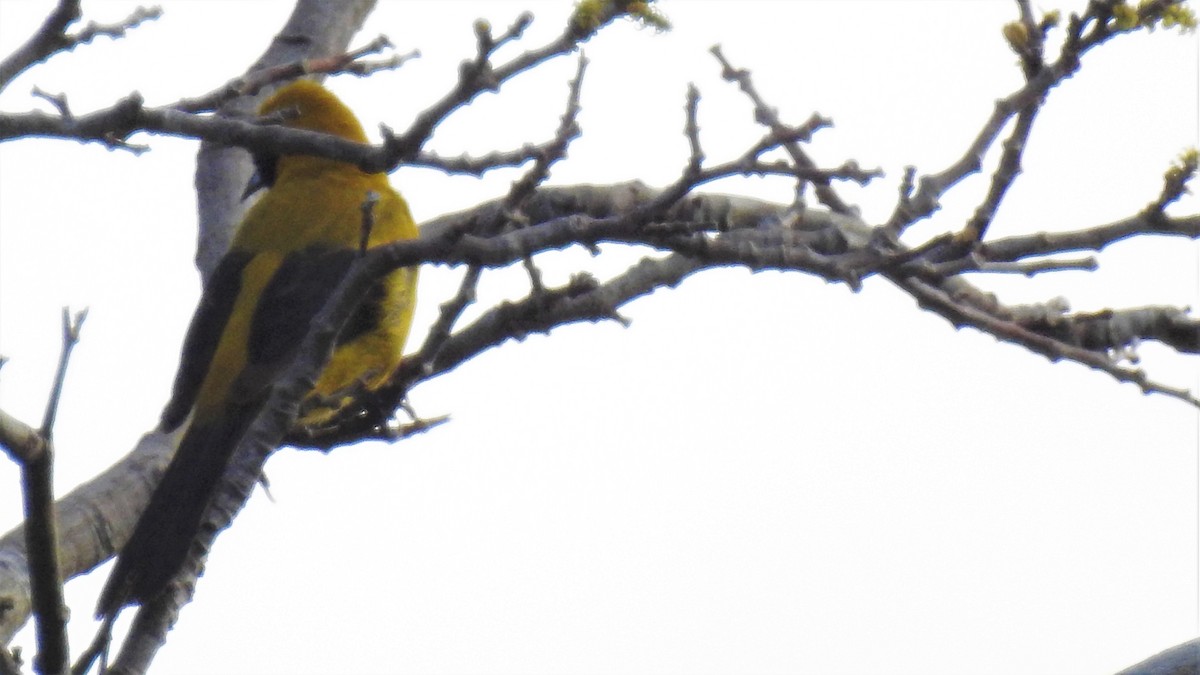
[245,80,370,197]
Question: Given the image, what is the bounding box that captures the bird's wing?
[99,244,357,615]
[159,250,254,431]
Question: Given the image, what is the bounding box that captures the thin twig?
[69,613,115,675]
[924,253,1098,278]
[884,0,1165,235]
[22,308,85,675]
[410,144,555,175]
[412,266,483,376]
[979,212,1200,261]
[1145,149,1199,214]
[961,105,1040,243]
[384,4,651,161]
[174,37,415,114]
[0,2,160,90]
[683,83,703,178]
[41,308,86,434]
[710,44,851,215]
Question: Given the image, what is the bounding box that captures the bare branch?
[16,309,86,675]
[0,4,1195,670]
[0,411,45,467]
[1116,637,1200,675]
[1005,0,1047,78]
[0,2,161,90]
[506,54,587,212]
[408,266,482,381]
[923,253,1099,278]
[961,105,1039,243]
[40,308,86,437]
[1012,304,1200,355]
[410,145,554,175]
[979,212,1200,261]
[709,45,851,215]
[173,36,416,115]
[1145,148,1199,214]
[385,4,654,162]
[897,276,1199,406]
[883,0,1180,235]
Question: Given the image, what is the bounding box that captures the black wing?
[246,245,356,365]
[159,250,254,431]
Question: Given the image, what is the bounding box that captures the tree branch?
[14,309,85,675]
[0,2,160,90]
[0,2,1195,671]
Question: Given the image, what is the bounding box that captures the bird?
[96,79,419,617]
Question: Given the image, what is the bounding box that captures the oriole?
[96,80,419,617]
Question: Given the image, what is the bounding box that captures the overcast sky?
[1,2,1198,674]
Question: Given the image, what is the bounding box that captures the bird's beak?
[242,171,267,201]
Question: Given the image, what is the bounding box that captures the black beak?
[242,170,267,201]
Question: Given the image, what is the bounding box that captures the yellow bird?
[97,80,419,617]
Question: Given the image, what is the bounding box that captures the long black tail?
[95,400,260,618]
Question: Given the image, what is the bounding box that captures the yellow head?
[247,80,375,194]
[258,79,369,143]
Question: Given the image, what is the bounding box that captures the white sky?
[1,1,1198,674]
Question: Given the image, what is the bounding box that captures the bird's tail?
[95,400,260,618]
